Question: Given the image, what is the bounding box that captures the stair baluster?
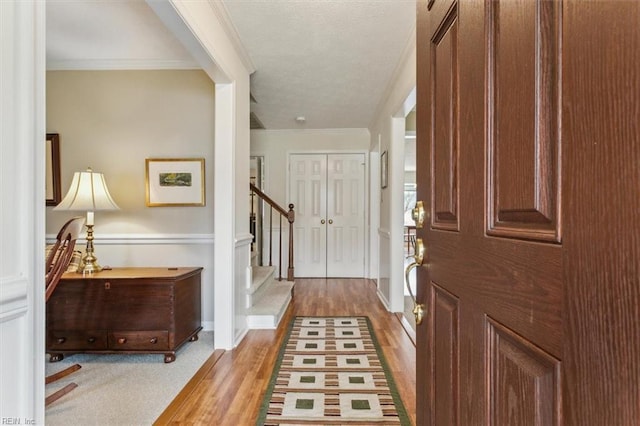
[250,183,295,281]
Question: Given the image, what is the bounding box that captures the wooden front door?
[415,0,640,424]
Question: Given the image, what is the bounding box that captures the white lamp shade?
[54,168,120,212]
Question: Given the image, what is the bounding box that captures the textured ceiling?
[224,0,416,129]
[46,0,416,130]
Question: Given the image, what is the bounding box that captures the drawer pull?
[149,337,158,344]
[56,337,66,344]
[117,337,127,344]
[105,282,111,290]
[87,337,96,343]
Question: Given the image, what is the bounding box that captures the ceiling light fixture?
[295,116,306,124]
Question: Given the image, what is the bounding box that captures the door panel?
[431,4,459,231]
[487,318,561,426]
[431,283,459,426]
[487,0,561,242]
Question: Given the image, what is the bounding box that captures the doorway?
[402,111,417,331]
[289,153,366,277]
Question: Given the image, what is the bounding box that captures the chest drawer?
[108,330,169,350]
[48,330,108,350]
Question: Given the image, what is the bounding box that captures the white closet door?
[326,154,365,277]
[290,154,327,277]
[289,153,365,278]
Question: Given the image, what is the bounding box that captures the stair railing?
[250,183,295,281]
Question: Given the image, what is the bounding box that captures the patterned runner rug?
[257,316,410,425]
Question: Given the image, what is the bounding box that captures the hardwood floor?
[155,278,417,425]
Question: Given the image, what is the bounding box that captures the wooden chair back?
[45,216,84,302]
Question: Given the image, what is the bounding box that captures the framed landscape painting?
[145,158,205,207]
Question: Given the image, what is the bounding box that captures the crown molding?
[46,59,201,71]
[207,0,256,74]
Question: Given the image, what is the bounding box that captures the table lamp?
[54,167,120,273]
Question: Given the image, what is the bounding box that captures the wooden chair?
[45,216,84,406]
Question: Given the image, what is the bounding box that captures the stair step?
[248,265,276,295]
[247,280,294,329]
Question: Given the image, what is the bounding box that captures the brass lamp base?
[75,223,103,273]
[77,256,103,274]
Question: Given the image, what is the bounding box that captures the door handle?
[328,219,333,225]
[405,237,426,325]
[413,238,425,265]
[321,219,326,224]
[412,201,426,228]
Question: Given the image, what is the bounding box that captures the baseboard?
[395,312,416,346]
[234,327,249,347]
[376,289,391,311]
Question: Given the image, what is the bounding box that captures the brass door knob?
[328,219,333,224]
[321,219,326,224]
[412,201,426,228]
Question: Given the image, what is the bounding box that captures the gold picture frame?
[145,158,205,207]
[46,133,62,206]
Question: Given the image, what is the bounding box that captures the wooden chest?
[46,267,202,363]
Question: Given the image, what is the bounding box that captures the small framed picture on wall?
[145,158,205,207]
[381,150,388,189]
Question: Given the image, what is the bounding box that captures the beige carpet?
[45,331,214,425]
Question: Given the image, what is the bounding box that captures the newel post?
[287,203,295,281]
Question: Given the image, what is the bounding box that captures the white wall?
[368,29,416,312]
[45,70,217,328]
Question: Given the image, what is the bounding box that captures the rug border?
[255,316,411,425]
[256,315,296,425]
